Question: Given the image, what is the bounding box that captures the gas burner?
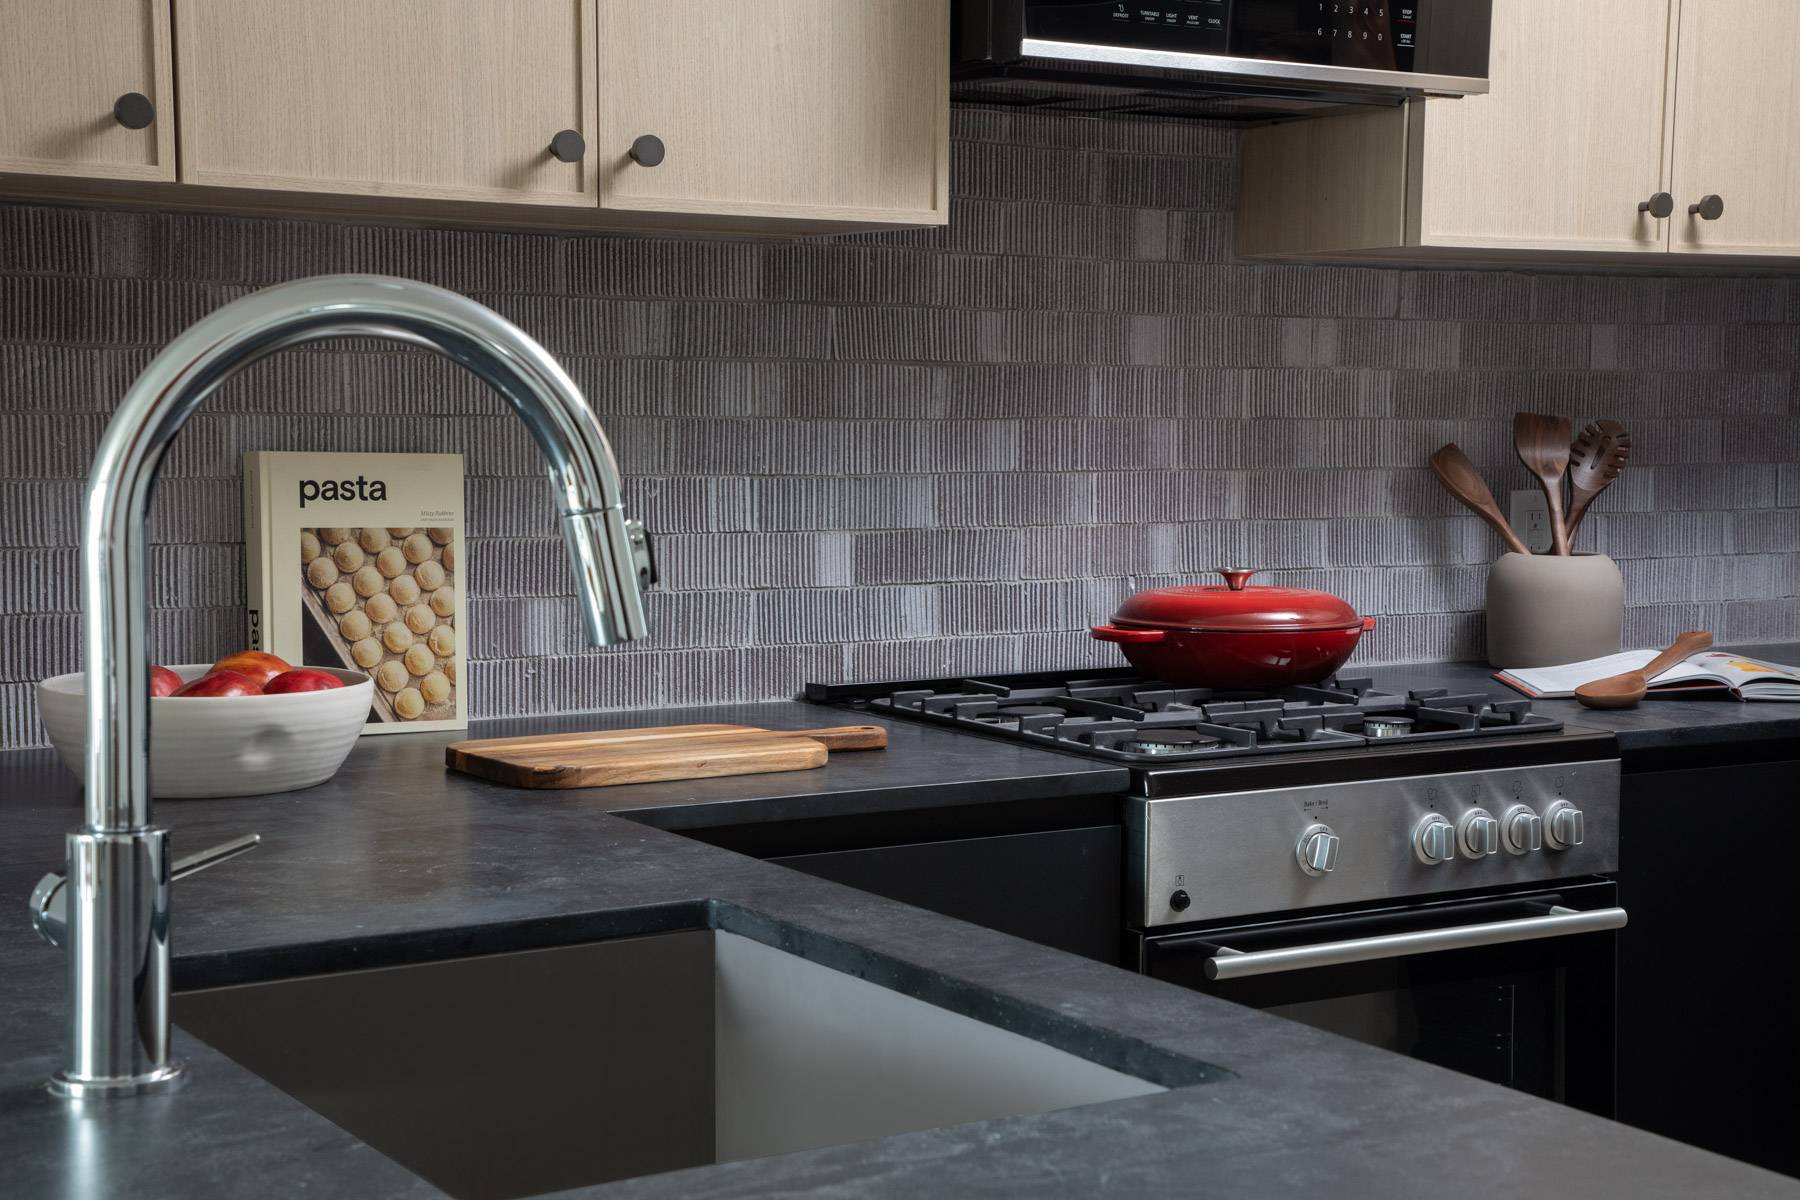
[1118,733,1226,756]
[839,669,1565,765]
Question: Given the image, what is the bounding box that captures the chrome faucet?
[34,276,653,1097]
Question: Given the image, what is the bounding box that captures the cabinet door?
[596,0,948,226]
[0,0,175,181]
[1617,760,1800,1176]
[1412,0,1674,253]
[174,0,597,206]
[1667,0,1800,255]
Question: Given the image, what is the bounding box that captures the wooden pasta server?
[445,723,888,789]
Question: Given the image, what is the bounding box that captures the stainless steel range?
[808,667,1625,1114]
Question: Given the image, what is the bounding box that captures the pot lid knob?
[1217,567,1258,591]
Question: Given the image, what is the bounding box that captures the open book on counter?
[1497,649,1800,702]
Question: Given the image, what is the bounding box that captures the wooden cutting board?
[444,723,888,789]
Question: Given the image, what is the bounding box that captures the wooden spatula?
[1566,419,1631,542]
[1429,443,1531,556]
[1514,412,1574,555]
[1575,631,1712,709]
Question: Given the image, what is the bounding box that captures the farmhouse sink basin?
[174,929,1164,1199]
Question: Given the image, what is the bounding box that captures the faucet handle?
[628,519,658,587]
[31,833,260,948]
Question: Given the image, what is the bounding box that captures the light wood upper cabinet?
[173,0,598,206]
[1667,0,1800,255]
[1239,0,1800,264]
[1,0,949,233]
[0,0,175,181]
[1240,0,1677,260]
[595,0,949,226]
[1410,0,1673,254]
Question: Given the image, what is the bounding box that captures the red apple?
[209,650,291,689]
[263,669,345,694]
[173,669,262,698]
[149,665,183,698]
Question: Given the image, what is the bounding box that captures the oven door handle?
[1202,905,1628,982]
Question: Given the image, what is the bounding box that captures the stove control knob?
[1456,808,1500,858]
[1544,800,1585,851]
[1502,805,1543,855]
[1296,823,1340,876]
[1412,814,1456,866]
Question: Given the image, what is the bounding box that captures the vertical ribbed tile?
[1402,271,1534,322]
[0,205,96,275]
[3,104,1800,749]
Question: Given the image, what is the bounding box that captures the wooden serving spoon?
[1566,419,1631,542]
[1429,443,1531,555]
[1514,412,1574,555]
[1575,630,1713,709]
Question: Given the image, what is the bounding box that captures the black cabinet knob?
[113,92,155,130]
[1688,194,1724,221]
[628,134,665,167]
[1637,192,1673,219]
[548,129,586,163]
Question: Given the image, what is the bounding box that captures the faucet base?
[48,1061,185,1100]
[55,828,177,1097]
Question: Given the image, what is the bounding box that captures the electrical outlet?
[1509,489,1552,553]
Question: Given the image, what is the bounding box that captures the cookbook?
[1496,649,1800,702]
[243,451,468,734]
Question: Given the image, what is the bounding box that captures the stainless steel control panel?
[1128,760,1620,927]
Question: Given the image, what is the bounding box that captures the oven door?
[1139,881,1622,1115]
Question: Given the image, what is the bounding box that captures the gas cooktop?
[810,669,1563,766]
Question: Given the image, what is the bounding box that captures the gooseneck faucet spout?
[47,276,653,1097]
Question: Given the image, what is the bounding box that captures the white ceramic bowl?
[37,664,373,798]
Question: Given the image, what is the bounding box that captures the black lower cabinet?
[1617,758,1800,1177]
[771,825,1124,966]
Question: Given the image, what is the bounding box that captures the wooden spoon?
[1429,443,1531,556]
[1514,412,1574,555]
[1575,630,1713,709]
[1566,419,1631,542]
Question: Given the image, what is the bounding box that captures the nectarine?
[148,665,182,698]
[173,670,261,698]
[263,669,345,694]
[209,650,291,689]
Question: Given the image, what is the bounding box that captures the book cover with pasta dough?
[243,451,467,734]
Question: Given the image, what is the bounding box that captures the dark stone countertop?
[1356,642,1800,766]
[4,697,1798,1198]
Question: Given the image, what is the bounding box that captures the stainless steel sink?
[174,930,1164,1199]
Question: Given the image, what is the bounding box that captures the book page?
[1497,650,1718,698]
[1684,652,1800,689]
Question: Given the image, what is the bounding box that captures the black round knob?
[1689,194,1724,221]
[548,129,586,163]
[113,92,155,130]
[1169,889,1191,913]
[1637,192,1674,219]
[628,134,665,167]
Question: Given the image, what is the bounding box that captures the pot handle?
[1091,624,1166,645]
[1361,617,1377,632]
[1217,568,1257,591]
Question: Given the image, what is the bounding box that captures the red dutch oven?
[1091,568,1376,688]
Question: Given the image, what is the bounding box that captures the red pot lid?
[1111,568,1363,633]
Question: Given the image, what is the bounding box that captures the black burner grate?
[860,672,1563,764]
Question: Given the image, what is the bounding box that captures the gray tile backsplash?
[2,107,1798,749]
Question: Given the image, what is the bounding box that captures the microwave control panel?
[1026,1,1422,72]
